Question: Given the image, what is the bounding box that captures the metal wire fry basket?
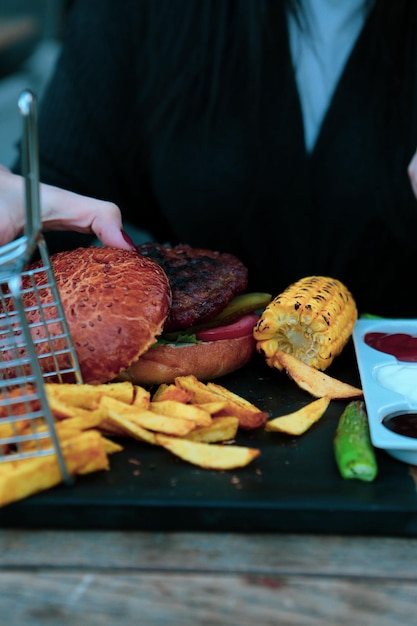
[0,90,82,483]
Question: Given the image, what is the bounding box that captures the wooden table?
[1,348,416,623]
[1,530,416,625]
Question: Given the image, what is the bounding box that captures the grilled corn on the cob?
[253,276,357,371]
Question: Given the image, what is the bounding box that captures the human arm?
[0,165,135,249]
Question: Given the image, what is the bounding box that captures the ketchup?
[364,332,417,362]
[382,413,417,439]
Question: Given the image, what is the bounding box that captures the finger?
[0,167,25,244]
[41,184,136,249]
[91,214,136,250]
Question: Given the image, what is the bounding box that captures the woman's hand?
[0,166,135,249]
[408,151,417,199]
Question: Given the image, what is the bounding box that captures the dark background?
[0,0,70,166]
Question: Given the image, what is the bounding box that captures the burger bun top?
[25,247,171,384]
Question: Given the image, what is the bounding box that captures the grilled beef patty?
[136,243,248,332]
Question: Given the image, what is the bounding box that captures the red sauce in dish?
[382,413,417,439]
[364,333,417,362]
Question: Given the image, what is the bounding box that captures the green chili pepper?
[334,401,378,482]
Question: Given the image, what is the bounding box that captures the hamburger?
[126,242,271,385]
[16,244,270,385]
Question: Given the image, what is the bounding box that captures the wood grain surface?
[1,531,416,625]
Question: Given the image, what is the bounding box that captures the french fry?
[0,430,109,508]
[101,437,124,455]
[0,386,38,437]
[174,375,267,430]
[102,381,136,404]
[0,417,31,439]
[103,412,157,445]
[195,401,228,415]
[45,381,136,411]
[128,409,196,436]
[152,384,192,404]
[18,414,102,452]
[132,386,151,408]
[0,385,39,418]
[273,351,363,399]
[174,375,223,404]
[265,397,331,435]
[53,409,104,432]
[55,424,84,442]
[206,383,268,430]
[17,427,65,453]
[100,396,155,444]
[155,434,260,469]
[99,396,195,435]
[99,397,157,444]
[98,420,129,438]
[98,395,135,415]
[150,400,212,427]
[44,396,109,426]
[150,383,169,401]
[43,394,78,419]
[185,416,239,443]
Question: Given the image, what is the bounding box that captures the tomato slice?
[195,312,259,341]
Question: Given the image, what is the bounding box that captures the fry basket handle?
[17,89,42,246]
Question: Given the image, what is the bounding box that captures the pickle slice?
[162,292,272,342]
[208,292,272,326]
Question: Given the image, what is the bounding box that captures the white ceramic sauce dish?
[352,319,417,464]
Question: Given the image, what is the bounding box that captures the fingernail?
[121,229,136,250]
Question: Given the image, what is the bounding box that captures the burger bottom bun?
[119,334,256,386]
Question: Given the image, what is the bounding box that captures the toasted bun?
[121,333,256,386]
[23,247,171,384]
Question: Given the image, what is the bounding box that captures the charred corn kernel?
[253,276,357,371]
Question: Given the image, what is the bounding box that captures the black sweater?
[13,0,417,316]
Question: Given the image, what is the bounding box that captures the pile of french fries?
[0,375,267,508]
[0,350,364,508]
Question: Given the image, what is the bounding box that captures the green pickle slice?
[162,292,272,342]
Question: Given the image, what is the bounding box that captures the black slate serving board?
[1,342,416,535]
